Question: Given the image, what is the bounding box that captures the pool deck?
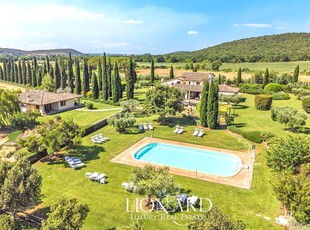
[111,137,255,189]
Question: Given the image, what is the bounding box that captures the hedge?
[254,94,273,110]
[272,92,290,100]
[227,125,243,135]
[264,83,282,92]
[227,125,262,143]
[302,96,310,113]
[86,102,94,109]
[240,84,264,95]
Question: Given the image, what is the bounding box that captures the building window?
[60,101,66,106]
[36,105,39,109]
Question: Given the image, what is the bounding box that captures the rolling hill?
[0,48,84,57]
[164,33,310,63]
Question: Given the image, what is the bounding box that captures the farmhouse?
[162,72,240,100]
[18,90,82,116]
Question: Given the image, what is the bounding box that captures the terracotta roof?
[219,85,240,93]
[171,84,240,94]
[18,90,82,105]
[180,72,215,81]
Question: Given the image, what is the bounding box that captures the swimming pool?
[134,142,242,177]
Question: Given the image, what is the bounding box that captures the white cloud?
[233,23,272,28]
[187,30,199,35]
[124,19,143,24]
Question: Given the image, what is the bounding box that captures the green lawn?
[221,61,310,74]
[35,114,280,230]
[228,94,310,138]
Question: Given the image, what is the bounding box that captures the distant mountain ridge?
[163,33,310,63]
[0,48,84,57]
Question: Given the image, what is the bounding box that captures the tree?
[0,158,42,223]
[46,55,50,74]
[22,59,26,85]
[302,96,310,113]
[0,66,3,80]
[26,61,32,85]
[144,85,184,119]
[108,112,136,132]
[120,99,139,113]
[61,64,67,90]
[42,197,89,230]
[263,68,269,87]
[207,79,219,129]
[0,214,14,230]
[18,60,22,84]
[112,62,121,102]
[0,90,20,128]
[271,106,307,130]
[102,53,109,100]
[169,65,174,79]
[200,80,209,127]
[91,71,99,99]
[97,58,102,91]
[126,58,135,99]
[236,68,242,86]
[68,52,74,93]
[107,58,112,97]
[74,58,82,95]
[41,74,55,92]
[82,58,90,96]
[188,206,246,230]
[54,59,61,89]
[211,60,222,71]
[150,58,155,83]
[131,165,175,197]
[9,112,39,130]
[293,65,299,83]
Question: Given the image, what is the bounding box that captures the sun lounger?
[193,128,199,136]
[88,172,100,180]
[177,193,188,204]
[99,178,106,184]
[122,182,137,192]
[93,173,106,182]
[64,156,71,162]
[177,126,184,134]
[198,129,204,137]
[148,123,154,130]
[71,162,85,170]
[85,172,92,177]
[138,123,143,130]
[188,196,199,206]
[143,123,148,130]
[173,125,180,133]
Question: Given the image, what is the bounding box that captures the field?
[35,114,280,230]
[0,80,27,91]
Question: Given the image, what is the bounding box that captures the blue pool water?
[134,143,242,177]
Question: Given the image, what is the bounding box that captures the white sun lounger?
[138,123,143,130]
[93,173,106,182]
[198,129,204,137]
[177,126,184,134]
[88,172,100,180]
[71,162,85,170]
[173,125,180,133]
[188,196,199,206]
[122,182,137,192]
[148,123,154,130]
[193,128,199,136]
[143,123,148,130]
[99,178,106,184]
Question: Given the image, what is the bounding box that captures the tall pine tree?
[126,57,135,99]
[263,68,269,87]
[91,71,99,99]
[151,58,155,83]
[74,58,82,95]
[18,60,22,84]
[46,56,50,75]
[26,61,32,86]
[37,68,42,86]
[169,65,174,79]
[102,53,109,100]
[82,58,90,96]
[207,78,219,129]
[97,58,102,91]
[200,80,210,127]
[54,59,61,89]
[293,65,299,83]
[3,59,7,81]
[32,67,37,87]
[61,63,67,89]
[112,62,121,103]
[107,58,112,97]
[67,52,74,93]
[236,68,242,86]
[0,66,3,80]
[22,59,26,85]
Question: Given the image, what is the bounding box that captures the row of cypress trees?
[200,77,219,129]
[0,53,136,102]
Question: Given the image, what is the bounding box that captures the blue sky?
[0,0,309,54]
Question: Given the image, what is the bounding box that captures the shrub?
[227,125,243,135]
[86,102,94,109]
[302,96,310,113]
[240,84,264,95]
[242,131,262,143]
[264,83,282,92]
[9,112,39,129]
[254,95,273,110]
[260,131,275,142]
[272,92,290,100]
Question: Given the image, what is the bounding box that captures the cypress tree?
[18,60,22,84]
[7,58,11,81]
[67,52,74,93]
[98,58,102,91]
[14,63,18,83]
[151,58,155,83]
[32,67,37,87]
[46,56,50,74]
[200,80,210,127]
[218,74,222,85]
[102,53,109,100]
[263,68,269,87]
[43,61,47,76]
[107,58,112,97]
[61,64,67,89]
[91,71,99,99]
[22,59,26,85]
[82,58,90,96]
[207,78,219,129]
[37,68,42,86]
[236,68,242,86]
[74,58,82,95]
[54,59,61,89]
[169,65,174,79]
[112,62,121,102]
[3,59,7,81]
[11,60,15,83]
[293,65,299,83]
[26,61,32,85]
[126,58,135,99]
[0,66,3,80]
